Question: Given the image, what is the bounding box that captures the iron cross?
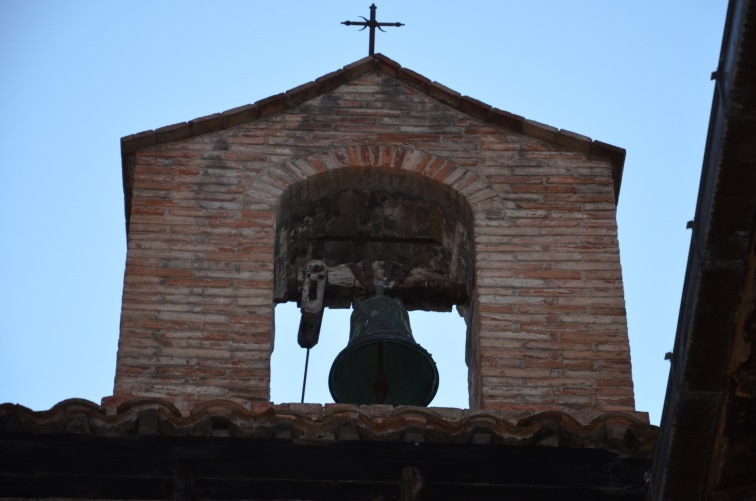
[342,4,404,56]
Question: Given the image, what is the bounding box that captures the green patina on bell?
[328,295,439,406]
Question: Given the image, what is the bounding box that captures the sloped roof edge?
[647,0,756,498]
[120,54,625,204]
[0,398,656,450]
[1,398,655,499]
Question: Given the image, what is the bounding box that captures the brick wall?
[108,56,636,415]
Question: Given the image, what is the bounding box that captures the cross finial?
[342,4,404,56]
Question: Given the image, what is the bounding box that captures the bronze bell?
[328,295,439,406]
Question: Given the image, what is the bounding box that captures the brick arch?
[243,144,503,215]
[248,144,497,408]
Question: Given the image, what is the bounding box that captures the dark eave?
[120,54,627,231]
[647,0,756,499]
[0,399,656,500]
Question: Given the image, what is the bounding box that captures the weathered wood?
[0,433,651,500]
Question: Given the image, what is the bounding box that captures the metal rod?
[301,348,311,403]
[341,4,404,57]
[368,4,376,56]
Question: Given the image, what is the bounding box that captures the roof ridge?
[120,53,625,200]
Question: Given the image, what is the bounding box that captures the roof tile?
[591,140,626,162]
[489,107,525,132]
[255,93,288,118]
[0,398,657,451]
[315,68,349,94]
[222,103,260,128]
[285,81,320,107]
[397,67,431,93]
[342,56,377,79]
[190,113,224,136]
[557,129,592,154]
[523,119,559,143]
[373,53,402,77]
[459,95,493,121]
[121,130,156,154]
[155,122,192,144]
[428,81,461,107]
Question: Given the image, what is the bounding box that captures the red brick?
[112,69,634,416]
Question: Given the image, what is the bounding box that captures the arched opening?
[271,303,468,406]
[271,166,475,406]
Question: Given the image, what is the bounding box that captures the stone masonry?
[107,54,637,416]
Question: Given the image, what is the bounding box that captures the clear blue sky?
[0,1,728,424]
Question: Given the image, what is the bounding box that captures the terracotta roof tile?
[427,81,461,107]
[315,68,350,94]
[373,52,401,77]
[155,121,192,143]
[557,129,593,154]
[254,93,288,118]
[189,113,224,136]
[458,95,492,121]
[342,56,376,79]
[490,107,525,132]
[221,103,260,128]
[522,119,559,143]
[397,66,432,93]
[0,398,657,451]
[120,129,156,154]
[285,81,320,107]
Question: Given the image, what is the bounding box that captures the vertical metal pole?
[301,348,311,403]
[368,4,377,56]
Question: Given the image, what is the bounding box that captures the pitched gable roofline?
[120,53,626,214]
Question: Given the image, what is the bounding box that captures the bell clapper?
[298,260,327,403]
